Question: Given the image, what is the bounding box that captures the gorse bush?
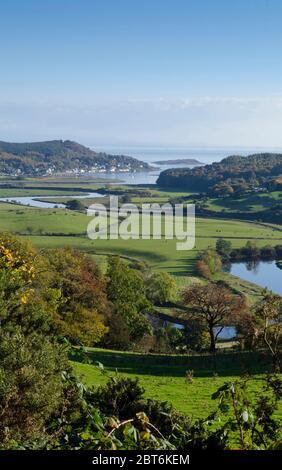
[65,374,228,451]
[0,235,70,447]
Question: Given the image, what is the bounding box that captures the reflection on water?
[0,197,66,209]
[227,260,282,296]
[88,163,197,185]
[93,170,162,185]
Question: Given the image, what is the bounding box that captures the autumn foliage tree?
[43,248,110,345]
[196,249,222,279]
[182,282,246,352]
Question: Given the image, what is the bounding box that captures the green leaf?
[242,410,249,422]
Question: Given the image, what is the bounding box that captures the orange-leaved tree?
[182,282,246,352]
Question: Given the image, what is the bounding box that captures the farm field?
[206,191,282,213]
[0,202,281,278]
[71,348,281,421]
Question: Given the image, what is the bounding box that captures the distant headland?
[0,139,154,177]
[153,158,203,165]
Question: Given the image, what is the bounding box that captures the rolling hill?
[0,139,152,176]
[157,153,282,191]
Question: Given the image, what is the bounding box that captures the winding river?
[0,192,104,209]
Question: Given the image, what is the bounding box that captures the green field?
[0,203,280,278]
[71,348,281,420]
[206,191,282,213]
[0,200,281,306]
[0,183,281,306]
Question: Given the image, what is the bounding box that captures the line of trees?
[216,239,282,262]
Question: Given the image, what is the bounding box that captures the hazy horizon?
[92,144,282,166]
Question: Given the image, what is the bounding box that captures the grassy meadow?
[206,191,282,213]
[0,203,280,277]
[0,192,280,303]
[71,348,281,421]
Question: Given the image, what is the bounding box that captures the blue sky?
[1,0,282,147]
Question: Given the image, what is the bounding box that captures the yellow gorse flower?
[20,288,34,304]
[0,242,35,283]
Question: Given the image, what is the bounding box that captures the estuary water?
[88,145,282,185]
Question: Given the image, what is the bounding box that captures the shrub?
[145,272,177,305]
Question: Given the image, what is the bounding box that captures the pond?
[167,260,282,341]
[227,260,282,296]
[165,321,237,340]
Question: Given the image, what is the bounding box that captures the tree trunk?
[272,353,281,373]
[209,325,216,353]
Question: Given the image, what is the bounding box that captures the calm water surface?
[228,260,282,296]
[0,192,104,209]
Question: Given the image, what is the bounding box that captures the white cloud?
[1,96,282,147]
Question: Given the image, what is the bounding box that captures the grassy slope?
[71,348,281,420]
[206,191,282,213]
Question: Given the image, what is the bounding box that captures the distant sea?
[91,146,282,185]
